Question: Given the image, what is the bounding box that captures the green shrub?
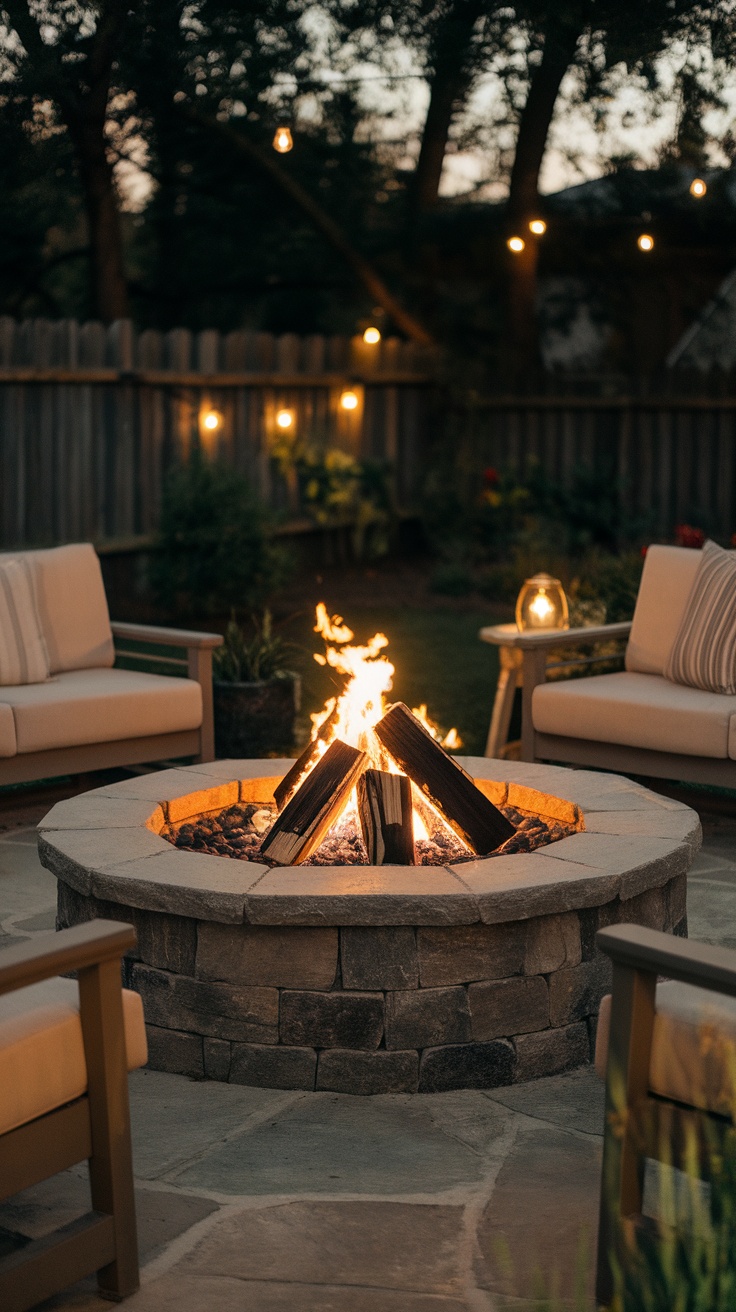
[213,610,297,683]
[150,454,292,618]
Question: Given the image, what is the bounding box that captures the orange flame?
[293,607,462,847]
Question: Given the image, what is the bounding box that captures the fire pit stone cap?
[38,758,701,929]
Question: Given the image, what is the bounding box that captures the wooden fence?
[443,391,736,540]
[0,317,435,550]
[1,316,736,551]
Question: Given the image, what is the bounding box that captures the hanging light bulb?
[507,236,525,253]
[340,389,359,411]
[637,233,654,252]
[273,126,293,154]
[529,219,547,235]
[275,408,294,429]
[690,177,707,198]
[363,326,381,345]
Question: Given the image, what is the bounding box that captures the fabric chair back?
[0,543,114,673]
[625,545,702,676]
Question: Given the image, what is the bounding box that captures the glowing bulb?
[363,326,381,344]
[273,126,293,154]
[637,233,654,252]
[529,591,554,623]
[690,177,707,198]
[340,389,359,411]
[201,409,222,432]
[507,236,525,253]
[275,408,294,429]
[529,219,546,235]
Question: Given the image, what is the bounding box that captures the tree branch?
[183,106,436,347]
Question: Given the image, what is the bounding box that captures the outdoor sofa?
[518,543,736,786]
[0,542,222,785]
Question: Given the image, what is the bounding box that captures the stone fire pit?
[41,758,700,1095]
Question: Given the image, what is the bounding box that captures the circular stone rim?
[38,757,702,929]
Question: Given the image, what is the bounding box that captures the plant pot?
[213,674,301,758]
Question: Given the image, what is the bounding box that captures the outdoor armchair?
[515,544,736,786]
[0,919,146,1311]
[594,924,736,1307]
[0,543,223,785]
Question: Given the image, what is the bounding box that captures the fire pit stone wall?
[42,758,700,1095]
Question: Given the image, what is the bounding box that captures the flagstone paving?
[0,797,734,1311]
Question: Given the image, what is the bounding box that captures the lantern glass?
[275,408,294,430]
[340,389,359,411]
[363,326,381,344]
[515,573,569,632]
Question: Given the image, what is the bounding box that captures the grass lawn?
[284,607,501,758]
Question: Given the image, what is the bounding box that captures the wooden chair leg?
[596,962,656,1307]
[78,960,139,1301]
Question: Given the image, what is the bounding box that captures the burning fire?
[288,605,462,844]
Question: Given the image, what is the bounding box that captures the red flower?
[674,524,705,549]
[640,544,649,558]
[483,467,499,488]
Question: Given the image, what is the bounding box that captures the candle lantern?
[515,573,569,632]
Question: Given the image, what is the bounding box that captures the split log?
[261,738,367,865]
[358,769,415,865]
[374,702,515,854]
[273,702,340,811]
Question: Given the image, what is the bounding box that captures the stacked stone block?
[57,871,687,1094]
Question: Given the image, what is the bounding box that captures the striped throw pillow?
[665,540,736,695]
[0,558,50,685]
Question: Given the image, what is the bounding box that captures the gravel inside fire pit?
[163,801,575,866]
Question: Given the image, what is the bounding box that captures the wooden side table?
[479,622,567,759]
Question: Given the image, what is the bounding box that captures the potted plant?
[212,610,301,757]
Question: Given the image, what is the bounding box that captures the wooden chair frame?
[595,924,736,1308]
[0,921,140,1311]
[0,621,223,787]
[507,622,736,788]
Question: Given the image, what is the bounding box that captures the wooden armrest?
[510,621,631,651]
[111,620,223,649]
[0,921,136,997]
[597,924,736,998]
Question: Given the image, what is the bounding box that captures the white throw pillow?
[665,540,736,696]
[0,558,50,686]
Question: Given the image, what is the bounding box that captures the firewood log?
[374,702,515,853]
[261,738,367,865]
[273,702,340,811]
[357,769,415,865]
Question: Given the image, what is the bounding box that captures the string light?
[637,233,654,252]
[273,126,293,153]
[529,219,546,235]
[275,408,294,429]
[340,390,359,411]
[690,178,707,198]
[507,236,525,253]
[363,327,381,344]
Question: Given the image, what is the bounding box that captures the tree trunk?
[411,0,483,220]
[504,20,581,378]
[69,117,129,322]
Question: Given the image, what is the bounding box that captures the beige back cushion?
[626,544,703,676]
[0,544,114,674]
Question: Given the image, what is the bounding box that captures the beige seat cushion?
[1,667,202,754]
[0,544,114,674]
[626,545,702,676]
[596,983,736,1117]
[532,670,735,758]
[0,976,147,1136]
[0,703,16,757]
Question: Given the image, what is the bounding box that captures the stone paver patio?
[0,790,734,1310]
